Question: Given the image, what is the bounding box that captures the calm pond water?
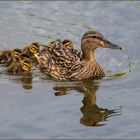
[0,1,140,139]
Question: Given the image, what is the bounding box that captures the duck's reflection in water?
[7,72,33,90]
[53,80,121,127]
[20,72,33,90]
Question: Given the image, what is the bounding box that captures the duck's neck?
[82,49,96,62]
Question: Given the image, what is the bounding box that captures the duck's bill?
[104,39,122,50]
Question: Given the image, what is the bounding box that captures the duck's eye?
[96,36,103,40]
[91,35,103,40]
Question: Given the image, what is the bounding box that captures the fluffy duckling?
[7,57,32,75]
[0,48,22,66]
[6,48,22,67]
[62,39,82,59]
[22,42,40,57]
[0,50,11,64]
[62,39,74,49]
[22,42,40,65]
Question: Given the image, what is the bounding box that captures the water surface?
[0,1,140,139]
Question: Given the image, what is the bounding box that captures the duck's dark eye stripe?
[83,34,103,41]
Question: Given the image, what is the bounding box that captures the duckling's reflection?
[7,72,33,90]
[20,72,33,90]
[53,80,121,127]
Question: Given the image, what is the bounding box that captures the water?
[0,1,140,139]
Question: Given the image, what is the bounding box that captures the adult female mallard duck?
[35,30,122,81]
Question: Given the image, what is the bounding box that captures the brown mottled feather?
[36,30,122,81]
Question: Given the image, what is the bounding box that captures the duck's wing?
[36,40,81,80]
[67,61,105,80]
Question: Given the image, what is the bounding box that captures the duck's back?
[37,40,81,80]
[37,40,105,80]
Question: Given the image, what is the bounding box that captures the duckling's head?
[4,50,12,57]
[0,50,12,63]
[20,53,30,63]
[81,30,122,51]
[11,48,22,57]
[20,58,32,72]
[62,39,73,49]
[29,42,40,54]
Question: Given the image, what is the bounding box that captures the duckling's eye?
[32,45,38,50]
[65,44,68,47]
[23,63,30,68]
[12,51,21,57]
[64,42,72,48]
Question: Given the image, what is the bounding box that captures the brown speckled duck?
[35,30,122,81]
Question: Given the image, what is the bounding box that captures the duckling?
[22,42,40,57]
[0,50,11,64]
[62,39,82,59]
[6,48,22,67]
[35,30,122,81]
[11,48,22,57]
[22,42,40,65]
[0,48,22,66]
[7,57,32,75]
[62,39,74,49]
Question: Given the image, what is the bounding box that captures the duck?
[7,57,32,75]
[62,39,74,49]
[62,39,82,59]
[22,42,40,65]
[22,42,40,56]
[0,48,22,66]
[35,30,122,81]
[0,50,11,64]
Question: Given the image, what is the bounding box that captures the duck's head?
[20,53,30,63]
[0,50,11,63]
[62,39,73,49]
[4,50,12,57]
[81,31,122,51]
[20,58,32,72]
[29,42,40,54]
[11,48,22,57]
[81,30,122,61]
